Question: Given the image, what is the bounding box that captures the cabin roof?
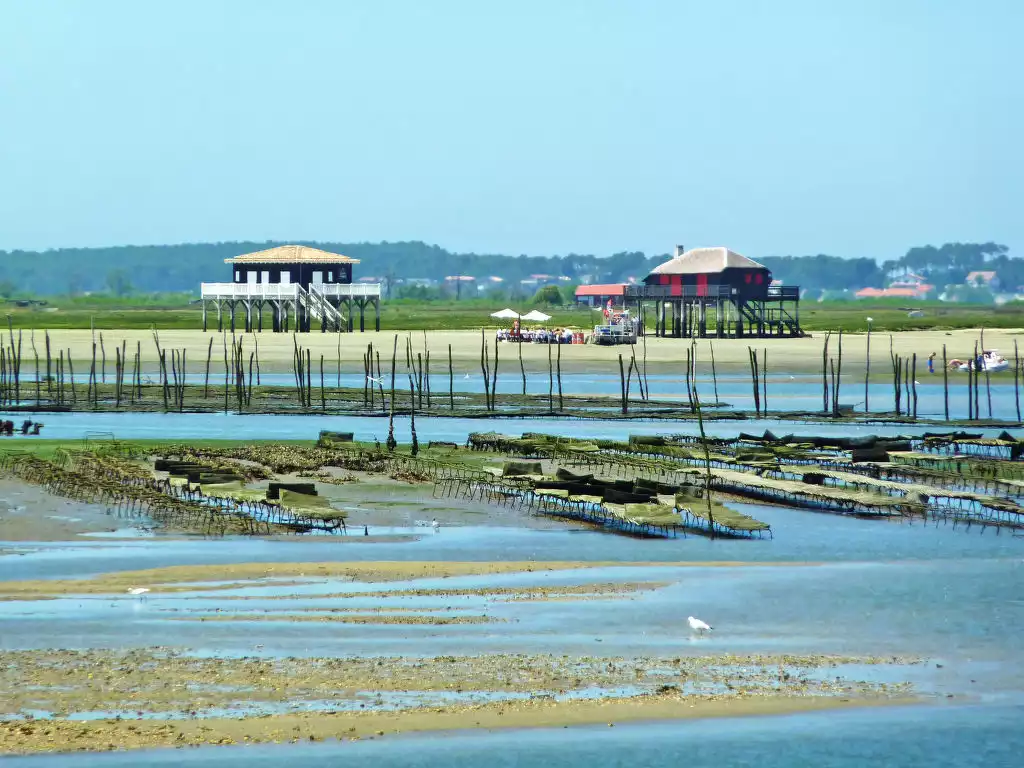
[225,245,359,265]
[649,247,764,276]
[575,283,627,297]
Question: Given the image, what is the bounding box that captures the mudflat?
[35,328,1022,374]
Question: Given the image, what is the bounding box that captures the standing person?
[928,352,936,374]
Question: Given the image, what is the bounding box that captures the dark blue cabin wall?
[231,263,354,287]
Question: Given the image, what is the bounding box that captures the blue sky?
[0,0,1020,260]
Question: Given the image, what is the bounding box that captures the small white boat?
[957,351,1009,373]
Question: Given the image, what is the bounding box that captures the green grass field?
[4,296,1021,333]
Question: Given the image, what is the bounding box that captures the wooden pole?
[688,346,696,411]
[30,331,40,407]
[983,342,993,420]
[911,352,918,420]
[67,349,76,403]
[320,354,326,411]
[967,348,973,421]
[903,354,910,418]
[448,344,454,411]
[408,373,419,456]
[832,331,842,417]
[1016,340,1021,423]
[491,339,499,412]
[943,344,949,422]
[306,349,312,408]
[518,332,527,396]
[822,332,831,413]
[556,338,563,411]
[761,346,767,414]
[618,353,627,415]
[973,341,980,421]
[864,325,871,413]
[376,351,384,409]
[548,342,554,412]
[893,354,901,416]
[416,352,424,408]
[480,330,491,411]
[204,337,213,399]
[390,334,398,412]
[45,330,51,396]
[114,347,121,408]
[690,372,716,538]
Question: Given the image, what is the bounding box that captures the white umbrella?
[520,310,551,322]
[490,308,520,319]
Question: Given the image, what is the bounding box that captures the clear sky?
[1,0,1020,260]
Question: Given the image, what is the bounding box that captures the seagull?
[127,587,150,600]
[464,374,471,380]
[431,518,440,532]
[687,616,712,635]
[366,375,383,384]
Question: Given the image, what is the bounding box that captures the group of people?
[0,419,43,436]
[495,320,577,344]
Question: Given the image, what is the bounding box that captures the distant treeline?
[0,240,1016,297]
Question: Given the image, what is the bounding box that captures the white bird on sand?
[687,616,712,635]
[127,587,150,599]
[464,373,471,380]
[431,518,440,531]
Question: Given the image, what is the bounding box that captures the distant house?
[574,283,626,307]
[966,271,999,290]
[854,285,933,300]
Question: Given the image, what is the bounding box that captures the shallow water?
[4,704,1022,767]
[2,409,1023,762]
[7,410,1014,444]
[8,368,1018,420]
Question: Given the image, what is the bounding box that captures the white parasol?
[490,308,521,319]
[520,310,552,322]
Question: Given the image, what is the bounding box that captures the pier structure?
[624,246,803,338]
[199,245,381,333]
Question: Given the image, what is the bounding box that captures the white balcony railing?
[315,283,382,298]
[201,282,381,300]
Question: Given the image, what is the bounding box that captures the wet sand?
[0,480,128,542]
[36,328,1022,374]
[0,692,919,754]
[0,645,920,755]
[0,560,814,599]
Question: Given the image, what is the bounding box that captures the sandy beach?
[29,328,1023,375]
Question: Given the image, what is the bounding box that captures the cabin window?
[755,273,763,285]
[280,270,291,285]
[261,270,270,284]
[745,274,752,284]
[246,271,257,284]
[327,271,334,282]
[235,270,241,281]
[312,271,323,284]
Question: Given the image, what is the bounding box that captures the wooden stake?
[864,325,871,413]
[1016,340,1021,424]
[448,343,455,410]
[943,344,949,422]
[618,353,627,414]
[556,339,563,411]
[911,352,918,420]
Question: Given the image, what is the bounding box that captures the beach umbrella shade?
[490,308,521,319]
[520,310,551,322]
